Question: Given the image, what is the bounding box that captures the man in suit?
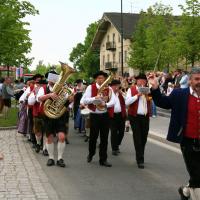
[148,67,200,200]
[126,74,152,169]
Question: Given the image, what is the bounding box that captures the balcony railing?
[106,42,116,51]
[105,62,118,70]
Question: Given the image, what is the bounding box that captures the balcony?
[106,42,116,51]
[105,62,118,70]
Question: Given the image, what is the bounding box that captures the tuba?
[96,68,117,111]
[43,62,75,119]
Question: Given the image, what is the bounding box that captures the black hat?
[32,74,43,80]
[93,71,108,79]
[38,79,47,84]
[75,79,83,84]
[135,73,147,80]
[110,79,121,86]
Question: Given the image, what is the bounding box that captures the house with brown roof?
[91,12,140,76]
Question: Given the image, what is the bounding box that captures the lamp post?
[120,0,124,76]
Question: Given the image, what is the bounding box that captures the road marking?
[147,138,181,154]
[149,131,166,139]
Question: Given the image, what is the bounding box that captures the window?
[124,51,127,62]
[113,33,115,42]
[113,53,116,62]
[102,55,105,66]
[107,54,110,62]
[107,35,110,42]
[118,34,121,43]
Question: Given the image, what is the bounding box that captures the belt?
[90,112,107,115]
[114,112,121,115]
[136,114,147,116]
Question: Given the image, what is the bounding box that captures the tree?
[69,22,99,80]
[177,0,200,67]
[0,0,38,75]
[128,11,149,73]
[33,61,54,76]
[128,3,183,72]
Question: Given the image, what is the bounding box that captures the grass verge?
[0,107,18,127]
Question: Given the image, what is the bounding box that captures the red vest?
[32,85,47,117]
[184,95,200,139]
[108,92,126,118]
[88,83,109,112]
[128,86,152,117]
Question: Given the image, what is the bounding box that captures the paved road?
[0,129,59,200]
[33,116,188,200]
[150,116,170,136]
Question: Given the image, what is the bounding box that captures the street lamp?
[120,0,124,76]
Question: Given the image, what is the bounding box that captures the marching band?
[15,65,200,200]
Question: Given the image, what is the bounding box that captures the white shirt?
[36,86,45,102]
[125,86,147,115]
[190,87,200,98]
[113,92,122,113]
[180,74,189,89]
[19,86,30,102]
[83,83,115,114]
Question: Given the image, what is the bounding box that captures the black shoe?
[125,126,129,132]
[99,161,112,167]
[42,149,49,156]
[35,144,40,153]
[87,155,93,163]
[84,137,89,142]
[178,186,189,200]
[116,149,120,154]
[57,159,66,168]
[27,138,31,142]
[112,151,118,156]
[47,159,55,166]
[137,163,144,169]
[65,139,69,144]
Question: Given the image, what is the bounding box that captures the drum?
[80,108,90,117]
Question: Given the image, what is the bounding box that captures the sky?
[27,0,186,70]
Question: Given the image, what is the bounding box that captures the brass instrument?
[96,68,117,111]
[44,62,75,119]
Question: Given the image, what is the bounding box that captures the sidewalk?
[0,129,59,200]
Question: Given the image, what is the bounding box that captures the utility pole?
[121,0,124,76]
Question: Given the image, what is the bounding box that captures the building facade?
[91,12,140,76]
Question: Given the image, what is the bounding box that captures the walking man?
[149,67,200,200]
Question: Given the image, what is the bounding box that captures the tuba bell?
[43,62,75,119]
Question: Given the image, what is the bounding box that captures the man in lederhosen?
[126,74,152,169]
[108,80,126,156]
[37,71,72,167]
[83,71,115,167]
